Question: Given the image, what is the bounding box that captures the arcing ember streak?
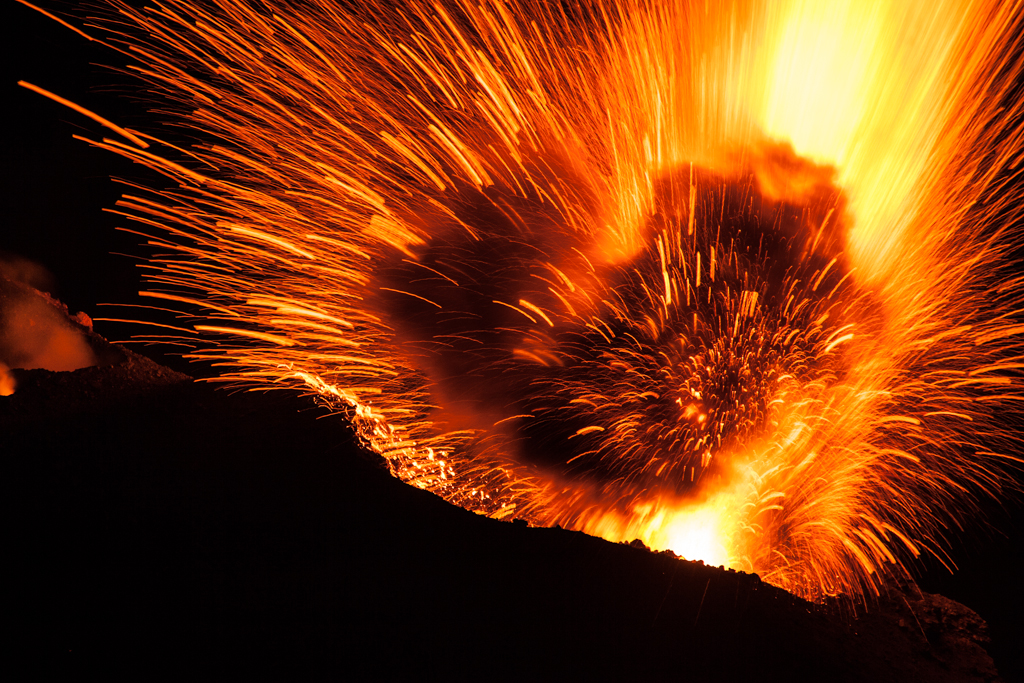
[24,0,1024,602]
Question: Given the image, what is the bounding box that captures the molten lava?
[24,0,1024,602]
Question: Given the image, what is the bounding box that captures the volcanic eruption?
[18,0,1024,606]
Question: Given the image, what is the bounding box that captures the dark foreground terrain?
[2,321,1010,682]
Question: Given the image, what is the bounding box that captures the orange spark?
[26,0,1024,604]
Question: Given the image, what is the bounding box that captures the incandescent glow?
[26,0,1024,603]
[662,507,731,569]
[752,0,981,279]
[762,0,882,161]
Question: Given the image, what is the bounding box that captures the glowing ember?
[24,0,1024,602]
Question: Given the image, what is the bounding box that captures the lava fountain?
[22,0,1024,602]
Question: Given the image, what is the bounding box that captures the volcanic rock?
[3,344,1007,681]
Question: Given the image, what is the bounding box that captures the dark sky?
[6,2,1024,678]
[5,1,174,360]
[6,0,226,380]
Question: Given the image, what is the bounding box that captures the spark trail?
[25,0,1024,602]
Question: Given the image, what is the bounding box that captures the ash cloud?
[0,255,97,395]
